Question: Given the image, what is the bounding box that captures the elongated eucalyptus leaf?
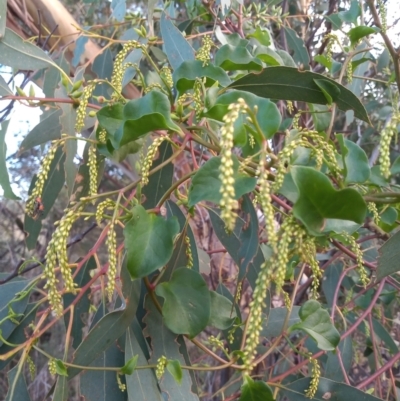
[5,365,32,401]
[377,230,400,280]
[283,27,310,69]
[160,12,195,70]
[228,66,370,123]
[0,75,12,96]
[0,28,56,70]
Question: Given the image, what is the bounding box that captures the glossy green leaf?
[124,205,180,279]
[377,230,400,280]
[204,90,281,140]
[143,299,200,400]
[160,12,195,70]
[68,273,141,379]
[239,376,275,401]
[254,46,284,66]
[5,365,32,401]
[188,156,256,207]
[55,359,68,376]
[125,324,164,400]
[0,75,12,96]
[281,377,381,401]
[338,135,370,183]
[0,120,19,199]
[215,44,263,71]
[291,166,367,235]
[313,79,340,105]
[19,109,63,152]
[173,60,231,93]
[117,91,181,146]
[228,66,370,123]
[0,28,56,70]
[283,27,310,69]
[248,26,271,46]
[97,103,124,149]
[156,268,210,337]
[24,147,66,249]
[167,360,183,385]
[208,291,236,330]
[348,26,379,47]
[290,300,340,351]
[121,355,138,375]
[260,307,301,339]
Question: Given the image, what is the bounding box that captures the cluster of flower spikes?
[195,35,213,66]
[219,98,248,232]
[305,352,321,398]
[156,356,167,379]
[25,138,65,219]
[379,111,400,179]
[43,206,82,315]
[140,135,169,186]
[105,222,117,301]
[88,144,98,198]
[75,82,96,133]
[110,40,141,98]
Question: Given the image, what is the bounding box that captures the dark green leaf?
[371,318,398,355]
[313,79,340,105]
[53,376,68,401]
[156,267,210,337]
[118,91,180,146]
[275,49,297,67]
[0,75,12,96]
[142,141,174,209]
[143,299,200,400]
[283,27,310,69]
[92,48,114,99]
[377,230,400,280]
[72,36,89,67]
[325,337,353,382]
[0,28,56,70]
[228,66,370,123]
[208,291,236,330]
[290,300,340,351]
[19,109,63,152]
[339,0,361,23]
[5,365,32,401]
[310,104,331,132]
[97,103,124,149]
[215,44,263,71]
[337,135,370,183]
[188,156,256,207]
[281,377,381,401]
[239,376,275,401]
[0,120,20,199]
[204,90,281,140]
[167,360,183,385]
[380,207,397,225]
[390,155,400,175]
[173,60,231,94]
[160,12,195,70]
[121,355,138,375]
[124,205,180,279]
[291,166,367,235]
[325,13,343,30]
[348,26,379,47]
[260,307,301,339]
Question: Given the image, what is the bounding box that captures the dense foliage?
[1,0,400,400]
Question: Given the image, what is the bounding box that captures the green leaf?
[173,60,231,94]
[339,0,361,23]
[121,355,138,375]
[325,337,353,382]
[380,207,397,225]
[291,166,367,235]
[118,91,181,146]
[325,13,343,30]
[167,360,183,385]
[337,135,370,183]
[0,28,56,70]
[310,104,331,132]
[5,365,32,401]
[377,230,400,280]
[188,156,256,207]
[55,359,68,376]
[160,12,195,70]
[390,155,400,175]
[19,109,63,152]
[228,66,370,123]
[239,376,275,401]
[124,205,180,279]
[248,26,271,46]
[283,27,310,69]
[143,299,200,400]
[97,103,124,149]
[68,272,141,379]
[313,79,340,105]
[290,300,340,351]
[348,26,379,47]
[260,307,301,339]
[215,44,263,71]
[208,291,236,330]
[0,120,20,199]
[204,90,281,140]
[0,75,12,96]
[254,46,284,66]
[156,267,210,337]
[0,0,6,39]
[53,375,68,401]
[281,377,382,401]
